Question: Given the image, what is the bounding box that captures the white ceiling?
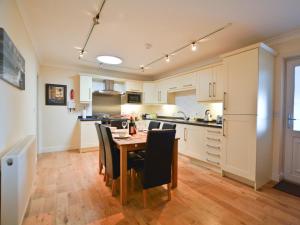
[18,0,300,76]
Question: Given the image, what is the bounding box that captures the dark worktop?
[146,117,222,129]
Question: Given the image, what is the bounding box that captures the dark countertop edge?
[146,118,222,129]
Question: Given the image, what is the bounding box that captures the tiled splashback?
[121,90,223,119]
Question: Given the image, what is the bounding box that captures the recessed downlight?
[96,55,123,65]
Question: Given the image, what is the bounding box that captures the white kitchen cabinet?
[79,121,99,153]
[221,43,275,189]
[186,125,205,160]
[204,128,222,167]
[80,76,93,103]
[157,81,168,104]
[196,65,224,102]
[223,49,259,115]
[175,123,206,161]
[125,80,143,92]
[167,72,197,92]
[222,115,257,180]
[143,82,158,104]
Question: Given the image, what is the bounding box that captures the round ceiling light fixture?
[96,55,123,65]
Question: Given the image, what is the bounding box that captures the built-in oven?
[121,91,143,104]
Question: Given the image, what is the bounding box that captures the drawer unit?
[204,128,222,167]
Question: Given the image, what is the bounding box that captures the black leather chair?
[137,130,176,207]
[148,121,161,130]
[95,123,106,179]
[100,125,143,195]
[162,123,176,130]
[110,119,127,129]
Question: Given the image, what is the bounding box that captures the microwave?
[121,91,143,104]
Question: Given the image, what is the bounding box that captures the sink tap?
[177,111,189,121]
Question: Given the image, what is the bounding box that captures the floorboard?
[22,150,300,225]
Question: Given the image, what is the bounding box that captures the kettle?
[204,109,212,122]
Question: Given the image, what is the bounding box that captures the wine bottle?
[128,116,136,135]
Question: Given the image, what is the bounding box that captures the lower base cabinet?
[79,121,99,153]
[176,123,222,168]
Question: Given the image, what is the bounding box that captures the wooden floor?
[23,150,300,225]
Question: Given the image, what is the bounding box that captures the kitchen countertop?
[146,117,222,129]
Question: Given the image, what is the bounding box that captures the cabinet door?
[181,72,197,90]
[125,81,143,92]
[212,65,224,101]
[222,115,256,180]
[223,49,259,115]
[196,68,213,102]
[80,76,93,103]
[80,122,98,148]
[176,124,188,155]
[186,125,205,160]
[157,81,168,104]
[143,83,158,104]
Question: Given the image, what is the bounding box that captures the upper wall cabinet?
[143,82,158,104]
[167,72,197,93]
[196,64,224,102]
[125,80,143,92]
[223,49,259,115]
[79,75,93,103]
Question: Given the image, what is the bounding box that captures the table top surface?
[112,130,179,146]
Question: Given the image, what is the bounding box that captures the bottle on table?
[128,116,136,135]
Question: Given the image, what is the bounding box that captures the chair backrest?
[110,119,127,129]
[162,123,176,130]
[100,125,120,179]
[95,123,106,166]
[142,130,176,189]
[148,121,161,130]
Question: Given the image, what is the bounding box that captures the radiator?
[1,135,37,225]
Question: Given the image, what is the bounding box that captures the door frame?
[283,56,300,183]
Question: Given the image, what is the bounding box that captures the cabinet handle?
[206,144,220,150]
[206,158,220,165]
[209,83,212,97]
[207,130,221,134]
[223,118,226,137]
[223,92,227,110]
[206,151,220,157]
[183,84,193,87]
[169,86,177,90]
[206,137,221,142]
[184,128,187,141]
[213,82,216,97]
[89,88,91,100]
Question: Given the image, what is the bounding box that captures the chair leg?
[105,174,110,186]
[143,189,147,208]
[103,171,106,182]
[131,169,135,191]
[167,183,171,201]
[99,162,103,175]
[112,179,117,196]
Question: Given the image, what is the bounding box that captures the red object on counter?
[70,89,74,100]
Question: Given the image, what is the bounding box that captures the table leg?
[172,139,178,188]
[120,146,127,205]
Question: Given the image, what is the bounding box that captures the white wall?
[38,65,152,153]
[0,0,39,154]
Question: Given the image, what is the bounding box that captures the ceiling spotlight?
[93,13,100,25]
[191,42,197,51]
[96,55,123,65]
[165,55,170,63]
[79,50,84,59]
[140,65,145,72]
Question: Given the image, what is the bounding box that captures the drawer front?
[204,128,222,167]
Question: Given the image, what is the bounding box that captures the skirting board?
[39,145,79,153]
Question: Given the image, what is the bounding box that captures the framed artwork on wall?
[0,28,25,90]
[45,83,67,106]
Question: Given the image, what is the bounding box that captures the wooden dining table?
[113,131,179,205]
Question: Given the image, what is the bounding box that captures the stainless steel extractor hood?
[93,80,121,96]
